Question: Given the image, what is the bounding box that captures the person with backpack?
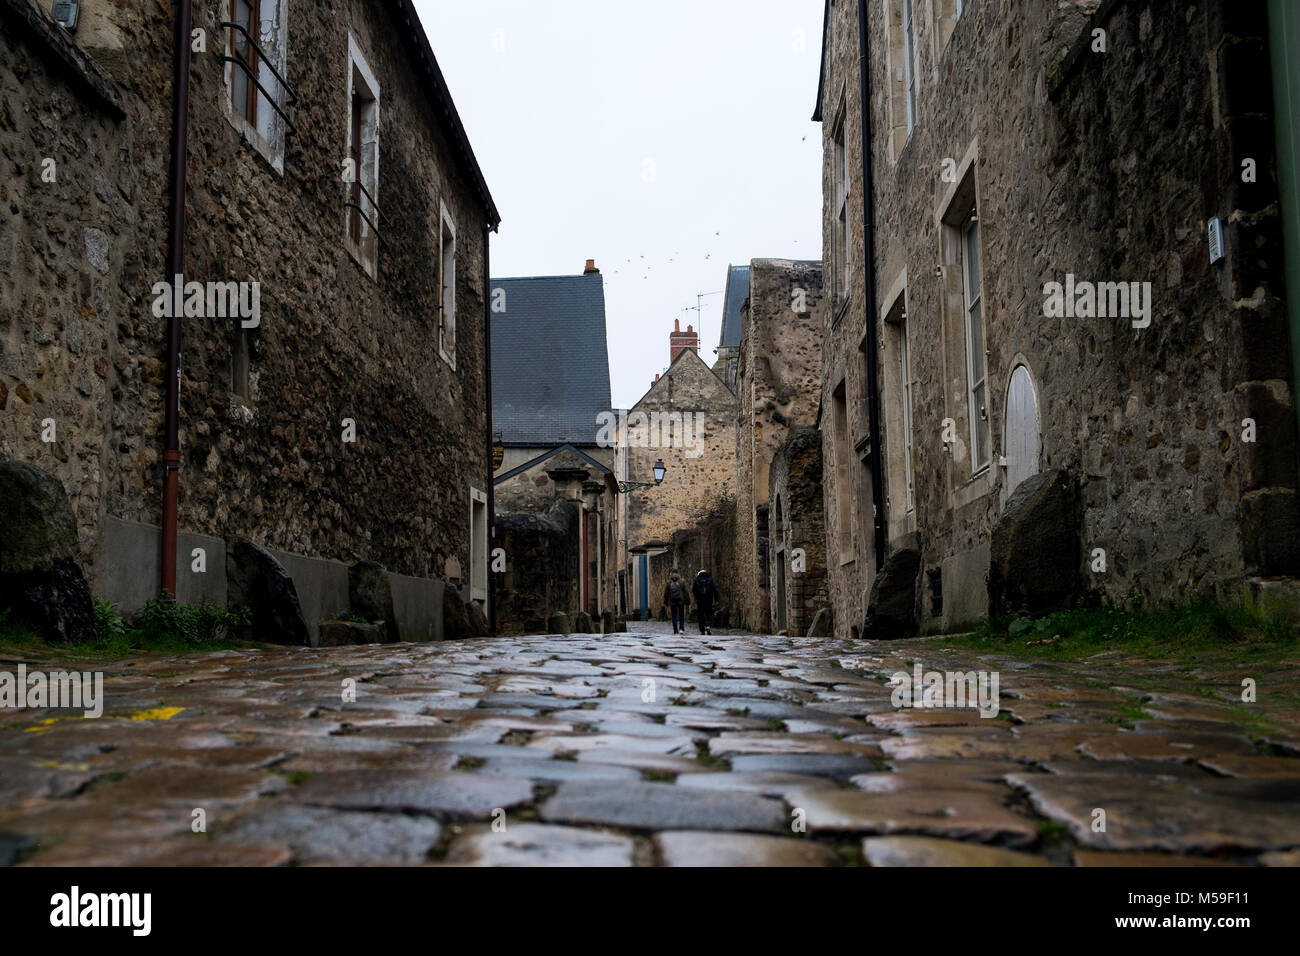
[692,568,719,635]
[663,569,688,634]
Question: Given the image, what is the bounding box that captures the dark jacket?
[663,577,687,606]
[692,571,719,608]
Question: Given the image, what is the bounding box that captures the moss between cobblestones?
[948,602,1298,665]
[692,740,730,771]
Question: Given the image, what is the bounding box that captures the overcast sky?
[414,0,826,410]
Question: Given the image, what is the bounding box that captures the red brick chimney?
[584,258,600,275]
[669,318,698,363]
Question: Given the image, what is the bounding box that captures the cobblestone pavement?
[1,621,1298,866]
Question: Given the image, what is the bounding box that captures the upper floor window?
[345,35,380,278]
[935,0,965,52]
[439,203,457,368]
[831,102,850,313]
[961,213,989,472]
[886,0,919,161]
[224,0,290,172]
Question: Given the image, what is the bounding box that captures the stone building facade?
[731,259,825,632]
[616,327,738,619]
[2,0,499,637]
[490,264,619,627]
[814,0,1300,636]
[768,427,829,636]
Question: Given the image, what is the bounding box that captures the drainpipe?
[483,222,496,635]
[161,0,193,599]
[858,0,886,573]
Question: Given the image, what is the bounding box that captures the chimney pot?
[668,316,700,364]
[584,259,599,275]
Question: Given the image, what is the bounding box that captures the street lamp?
[619,459,666,492]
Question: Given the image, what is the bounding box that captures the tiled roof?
[718,264,750,349]
[490,274,612,446]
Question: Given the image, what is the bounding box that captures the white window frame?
[346,34,381,278]
[961,214,989,473]
[902,0,917,133]
[469,487,488,602]
[832,100,850,310]
[900,312,915,512]
[222,0,289,174]
[439,202,457,369]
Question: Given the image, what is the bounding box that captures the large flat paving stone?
[655,831,839,866]
[861,836,1054,867]
[1007,772,1300,853]
[444,823,636,867]
[527,733,696,756]
[220,804,442,864]
[475,756,642,783]
[707,732,882,758]
[676,771,839,797]
[293,771,533,819]
[540,780,787,833]
[1078,732,1256,762]
[785,787,1038,847]
[728,753,880,778]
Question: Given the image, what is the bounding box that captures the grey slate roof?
[490,274,612,446]
[718,264,750,349]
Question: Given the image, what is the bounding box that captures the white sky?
[414,0,827,409]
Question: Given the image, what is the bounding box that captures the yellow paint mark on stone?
[123,706,185,721]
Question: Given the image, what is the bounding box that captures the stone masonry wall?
[769,427,829,636]
[818,0,1299,635]
[733,258,825,633]
[647,495,742,629]
[1,0,168,587]
[625,348,738,548]
[2,1,494,601]
[817,0,875,639]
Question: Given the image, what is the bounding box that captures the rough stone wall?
[647,495,741,628]
[2,1,494,598]
[817,0,875,639]
[819,0,1299,635]
[493,500,579,636]
[624,348,738,548]
[494,448,603,514]
[733,259,825,634]
[769,427,829,636]
[0,0,168,586]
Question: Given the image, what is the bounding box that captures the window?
[883,284,913,520]
[831,103,850,312]
[961,214,990,472]
[231,326,251,403]
[470,488,488,602]
[832,382,853,563]
[902,0,916,132]
[886,0,918,159]
[934,0,965,52]
[346,36,380,277]
[439,204,457,368]
[225,0,288,171]
[900,313,915,512]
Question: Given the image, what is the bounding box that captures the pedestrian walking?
[692,568,719,635]
[663,569,688,635]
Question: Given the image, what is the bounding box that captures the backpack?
[668,579,684,601]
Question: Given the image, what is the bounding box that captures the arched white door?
[1004,365,1040,497]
